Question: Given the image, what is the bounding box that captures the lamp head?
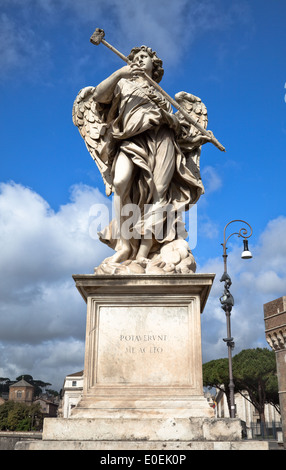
[241,239,252,259]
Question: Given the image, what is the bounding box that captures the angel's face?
[132,51,153,76]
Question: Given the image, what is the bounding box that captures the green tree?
[203,348,279,424]
[0,401,43,431]
[232,348,279,427]
[0,377,13,395]
[0,401,14,430]
[203,358,233,415]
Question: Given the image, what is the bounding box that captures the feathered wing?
[174,91,208,184]
[72,86,113,196]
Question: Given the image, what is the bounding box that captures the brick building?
[264,296,286,449]
[7,378,58,417]
[9,378,34,404]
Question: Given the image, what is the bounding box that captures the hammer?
[90,28,225,152]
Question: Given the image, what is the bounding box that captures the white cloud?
[95,0,253,66]
[0,181,112,390]
[198,217,219,240]
[200,216,286,363]
[0,339,85,391]
[202,166,222,194]
[0,0,253,79]
[0,11,51,81]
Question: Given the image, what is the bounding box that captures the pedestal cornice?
[72,273,215,313]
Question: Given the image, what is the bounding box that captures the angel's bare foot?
[136,256,149,266]
[105,247,132,264]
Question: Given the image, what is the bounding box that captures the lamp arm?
[222,219,253,273]
[223,219,253,248]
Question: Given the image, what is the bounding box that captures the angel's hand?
[197,130,214,143]
[206,130,214,139]
[79,86,95,100]
[118,64,145,79]
[117,64,142,79]
[189,130,214,145]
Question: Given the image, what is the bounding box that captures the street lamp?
[219,219,253,418]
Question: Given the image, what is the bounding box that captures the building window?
[17,391,22,398]
[72,381,77,387]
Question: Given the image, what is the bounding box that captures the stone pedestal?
[71,273,215,423]
[16,274,272,450]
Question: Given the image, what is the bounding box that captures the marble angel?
[72,44,219,274]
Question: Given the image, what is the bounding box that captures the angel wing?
[174,91,208,181]
[72,87,113,196]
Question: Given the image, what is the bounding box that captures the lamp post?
[219,219,253,418]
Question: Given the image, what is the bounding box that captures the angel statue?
[73,40,219,275]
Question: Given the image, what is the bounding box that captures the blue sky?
[0,0,286,391]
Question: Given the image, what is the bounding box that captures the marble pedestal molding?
[16,273,271,450]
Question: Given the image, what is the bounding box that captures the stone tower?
[264,296,286,448]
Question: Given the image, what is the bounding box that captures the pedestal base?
[15,416,272,450]
[40,416,243,441]
[15,440,272,450]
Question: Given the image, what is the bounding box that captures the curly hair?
[127,46,164,83]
